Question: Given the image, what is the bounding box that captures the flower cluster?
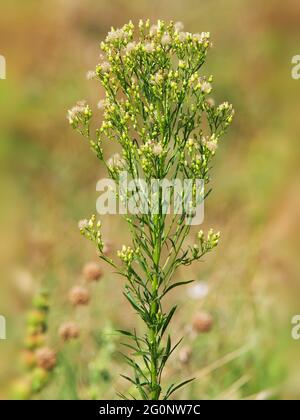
[117,245,137,266]
[180,229,220,263]
[137,139,166,173]
[68,19,234,187]
[78,215,103,253]
[106,153,126,176]
[67,100,92,130]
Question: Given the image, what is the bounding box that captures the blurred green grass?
[0,0,300,399]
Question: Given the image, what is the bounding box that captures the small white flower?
[193,32,210,44]
[178,32,189,42]
[101,61,111,73]
[201,32,210,42]
[106,28,126,42]
[107,153,125,170]
[150,24,158,35]
[86,70,96,80]
[161,32,171,46]
[125,41,136,54]
[78,219,89,230]
[144,42,155,53]
[217,101,230,111]
[174,21,184,32]
[67,110,75,124]
[202,135,218,152]
[97,99,106,110]
[206,97,215,107]
[76,100,87,108]
[201,81,212,94]
[67,100,87,123]
[193,33,202,42]
[152,143,163,156]
[207,140,218,152]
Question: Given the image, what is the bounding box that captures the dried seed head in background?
[192,311,213,333]
[35,347,57,371]
[82,261,103,282]
[68,286,90,306]
[58,322,80,341]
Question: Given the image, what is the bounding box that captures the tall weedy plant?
[68,20,234,400]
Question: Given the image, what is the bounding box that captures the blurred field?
[0,0,300,399]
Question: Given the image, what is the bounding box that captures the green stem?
[149,186,163,400]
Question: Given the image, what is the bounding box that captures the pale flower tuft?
[125,41,136,54]
[174,21,184,32]
[78,219,89,230]
[86,70,97,80]
[161,32,171,46]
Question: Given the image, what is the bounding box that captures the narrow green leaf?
[120,374,136,385]
[159,335,172,375]
[124,291,142,313]
[160,305,177,339]
[116,329,135,338]
[164,377,195,399]
[162,280,194,297]
[116,391,129,400]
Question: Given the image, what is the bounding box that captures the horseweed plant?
[69,20,234,400]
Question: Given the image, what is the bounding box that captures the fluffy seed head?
[97,99,106,110]
[58,322,80,341]
[161,32,171,46]
[174,21,184,32]
[192,311,213,333]
[201,81,212,94]
[125,41,136,54]
[35,347,57,371]
[78,219,89,230]
[152,143,163,156]
[86,70,96,80]
[144,42,155,53]
[68,286,90,306]
[82,262,103,282]
[100,61,111,73]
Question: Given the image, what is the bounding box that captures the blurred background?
[0,0,300,400]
